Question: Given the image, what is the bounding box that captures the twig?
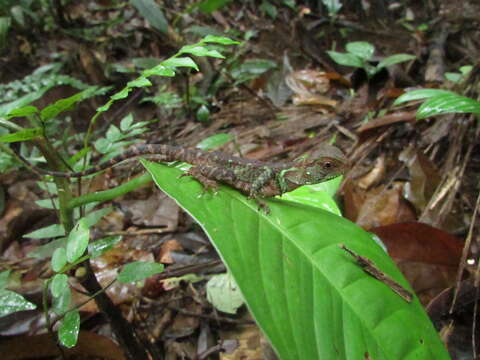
[340,245,413,303]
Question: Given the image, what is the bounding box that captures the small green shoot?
[327,41,415,78]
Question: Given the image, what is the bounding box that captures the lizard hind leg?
[180,166,219,196]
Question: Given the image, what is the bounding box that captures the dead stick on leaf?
[340,245,413,303]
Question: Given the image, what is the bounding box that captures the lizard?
[20,143,348,198]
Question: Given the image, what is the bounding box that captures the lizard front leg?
[233,165,275,198]
[181,166,219,194]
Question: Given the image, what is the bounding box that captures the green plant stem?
[84,108,104,149]
[34,137,75,231]
[33,137,149,359]
[60,255,90,273]
[67,173,152,209]
[43,279,67,359]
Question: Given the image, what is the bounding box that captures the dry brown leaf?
[371,222,463,304]
[344,181,416,229]
[158,239,183,264]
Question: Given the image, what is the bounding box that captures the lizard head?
[286,145,348,185]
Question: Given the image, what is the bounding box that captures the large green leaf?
[0,88,50,117]
[0,290,36,317]
[417,93,480,119]
[393,89,457,106]
[0,128,41,143]
[142,160,448,360]
[40,86,104,122]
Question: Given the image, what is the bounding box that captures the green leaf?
[68,146,91,167]
[142,160,449,360]
[0,88,50,117]
[58,310,80,348]
[202,35,240,45]
[281,178,343,215]
[346,41,375,60]
[142,64,176,77]
[66,219,90,263]
[127,77,151,88]
[97,99,113,113]
[162,57,199,71]
[0,270,10,290]
[35,198,59,209]
[51,248,67,272]
[6,105,38,119]
[179,45,225,59]
[322,0,343,14]
[84,207,113,227]
[196,133,233,150]
[52,284,71,315]
[196,104,210,122]
[40,86,101,122]
[327,51,364,68]
[28,238,67,260]
[120,113,134,131]
[260,0,278,19]
[206,273,244,314]
[393,89,457,106]
[50,274,69,298]
[130,0,168,34]
[460,65,473,75]
[111,87,131,101]
[88,235,122,258]
[0,290,36,317]
[231,58,277,80]
[10,6,25,27]
[417,93,480,119]
[198,0,232,13]
[377,54,415,69]
[117,261,164,283]
[0,16,11,50]
[444,72,461,83]
[24,224,65,239]
[0,128,41,143]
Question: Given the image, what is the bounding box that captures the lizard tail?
[16,144,203,178]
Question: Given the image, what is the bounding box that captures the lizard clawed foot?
[196,184,219,198]
[251,197,270,214]
[257,200,271,214]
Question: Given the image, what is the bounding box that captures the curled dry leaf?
[158,239,183,264]
[221,325,263,360]
[357,155,387,190]
[399,147,441,213]
[343,181,416,230]
[285,69,337,108]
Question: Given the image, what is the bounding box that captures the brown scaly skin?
[24,144,348,198]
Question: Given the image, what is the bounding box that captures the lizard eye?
[323,161,332,169]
